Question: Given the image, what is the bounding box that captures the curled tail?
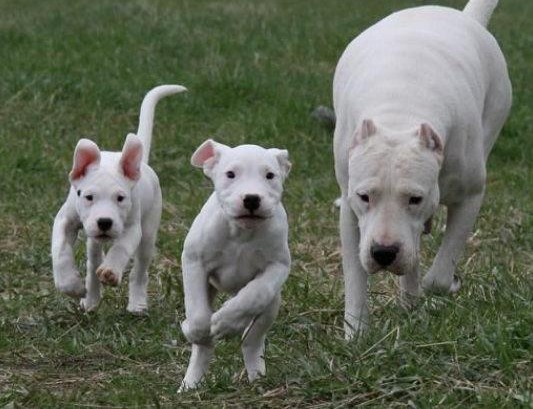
[137,84,187,163]
[463,0,499,27]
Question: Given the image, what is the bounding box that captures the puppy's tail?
[137,84,187,163]
[463,0,499,27]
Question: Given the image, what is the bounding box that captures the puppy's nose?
[243,194,261,211]
[371,243,400,267]
[97,218,113,232]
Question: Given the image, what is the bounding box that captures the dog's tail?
[463,0,499,27]
[137,84,187,163]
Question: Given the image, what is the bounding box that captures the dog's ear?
[191,139,229,176]
[119,133,144,181]
[269,148,291,179]
[418,123,443,162]
[350,118,376,151]
[70,139,101,184]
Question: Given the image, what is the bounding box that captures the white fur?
[333,1,511,339]
[51,84,186,314]
[179,140,291,391]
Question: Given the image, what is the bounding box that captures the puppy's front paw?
[344,318,367,341]
[80,296,100,312]
[96,266,120,286]
[181,315,211,345]
[421,272,461,295]
[210,308,254,340]
[55,274,86,298]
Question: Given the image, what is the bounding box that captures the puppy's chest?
[207,241,269,294]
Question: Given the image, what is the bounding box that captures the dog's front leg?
[96,224,141,286]
[422,191,485,294]
[179,343,214,392]
[80,238,104,311]
[180,254,214,391]
[241,293,281,382]
[340,197,368,340]
[210,259,289,339]
[399,268,420,309]
[52,200,86,298]
[181,253,213,345]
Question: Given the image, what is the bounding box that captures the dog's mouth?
[95,233,113,240]
[236,214,266,220]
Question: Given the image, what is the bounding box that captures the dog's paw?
[421,273,461,295]
[399,291,419,310]
[344,318,367,341]
[80,296,100,312]
[181,316,211,345]
[96,266,120,286]
[210,308,254,340]
[127,301,148,316]
[55,274,87,298]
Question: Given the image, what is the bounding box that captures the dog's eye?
[358,193,370,203]
[226,171,235,179]
[85,195,93,202]
[117,195,125,203]
[77,190,81,197]
[409,196,423,205]
[266,172,275,180]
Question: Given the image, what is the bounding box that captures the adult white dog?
[333,0,511,339]
[52,84,186,313]
[179,140,291,391]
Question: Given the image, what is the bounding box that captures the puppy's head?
[191,139,291,229]
[69,134,143,241]
[348,120,443,275]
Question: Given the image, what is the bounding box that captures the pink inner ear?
[192,142,215,166]
[419,123,443,153]
[121,143,143,181]
[71,147,99,181]
[361,119,377,139]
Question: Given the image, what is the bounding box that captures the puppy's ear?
[191,139,229,177]
[70,139,101,184]
[269,148,291,179]
[350,118,376,151]
[119,133,144,181]
[418,123,443,163]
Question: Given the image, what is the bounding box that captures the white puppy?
[179,140,291,391]
[333,0,511,338]
[52,84,186,313]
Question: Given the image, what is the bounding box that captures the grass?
[0,0,531,407]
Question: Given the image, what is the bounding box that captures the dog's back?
[333,4,511,160]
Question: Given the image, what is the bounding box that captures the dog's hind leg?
[80,239,104,311]
[127,232,156,314]
[241,293,281,382]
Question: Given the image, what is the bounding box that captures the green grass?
[0,0,531,407]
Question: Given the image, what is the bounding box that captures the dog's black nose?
[371,243,400,267]
[97,218,113,232]
[243,194,261,211]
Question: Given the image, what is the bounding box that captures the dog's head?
[69,134,143,241]
[191,139,291,229]
[348,119,443,275]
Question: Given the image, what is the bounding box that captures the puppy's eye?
[85,195,93,202]
[117,195,125,203]
[226,171,235,179]
[409,196,423,205]
[77,190,81,197]
[266,172,275,180]
[358,193,370,203]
